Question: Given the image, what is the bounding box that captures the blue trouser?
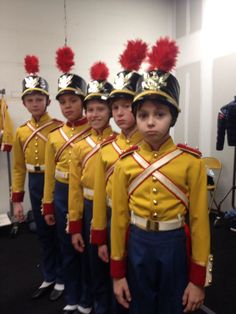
[54,181,82,306]
[82,198,111,314]
[128,225,188,314]
[28,173,63,284]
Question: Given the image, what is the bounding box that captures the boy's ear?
[47,98,51,106]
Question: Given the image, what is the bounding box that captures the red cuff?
[90,228,107,245]
[189,259,206,286]
[12,191,25,202]
[43,203,55,215]
[68,220,83,234]
[1,144,12,152]
[110,258,127,278]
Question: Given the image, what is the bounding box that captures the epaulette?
[101,133,118,147]
[52,118,64,125]
[120,145,139,159]
[177,143,202,158]
[49,123,64,133]
[19,121,28,128]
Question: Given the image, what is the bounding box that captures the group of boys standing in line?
[11,37,212,314]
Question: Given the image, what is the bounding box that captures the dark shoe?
[31,285,53,299]
[63,310,79,314]
[49,288,64,301]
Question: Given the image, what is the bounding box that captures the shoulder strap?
[23,120,54,153]
[55,126,91,162]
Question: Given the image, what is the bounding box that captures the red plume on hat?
[148,37,179,72]
[119,39,148,71]
[90,61,109,81]
[24,55,39,75]
[56,46,75,73]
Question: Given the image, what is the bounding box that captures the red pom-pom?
[148,37,179,72]
[90,61,109,81]
[24,55,39,75]
[119,39,148,71]
[56,46,75,73]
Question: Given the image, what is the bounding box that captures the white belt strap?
[55,169,69,180]
[55,126,91,162]
[81,137,101,169]
[131,211,184,231]
[106,197,112,208]
[129,150,188,207]
[112,141,123,155]
[83,187,94,198]
[26,163,45,172]
[23,121,53,152]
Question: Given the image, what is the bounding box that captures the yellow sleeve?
[42,134,56,215]
[91,150,108,244]
[68,144,84,233]
[189,158,210,264]
[110,160,130,278]
[11,130,26,202]
[0,99,14,152]
[188,157,211,286]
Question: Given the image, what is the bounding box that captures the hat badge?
[25,76,39,89]
[142,72,169,91]
[113,72,132,90]
[58,74,73,89]
[88,80,105,93]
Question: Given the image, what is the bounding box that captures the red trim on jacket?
[110,259,127,279]
[68,220,83,234]
[42,203,55,215]
[1,144,12,152]
[189,259,206,286]
[90,228,107,245]
[11,191,25,202]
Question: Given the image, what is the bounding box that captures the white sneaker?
[78,305,92,314]
[230,227,236,232]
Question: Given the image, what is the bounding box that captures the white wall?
[174,0,236,212]
[0,0,173,214]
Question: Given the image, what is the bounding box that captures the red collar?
[66,117,87,127]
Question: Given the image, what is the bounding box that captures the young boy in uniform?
[90,42,147,309]
[42,47,91,314]
[68,62,115,314]
[110,38,212,314]
[12,55,64,300]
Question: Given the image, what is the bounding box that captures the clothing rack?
[0,88,6,95]
[217,146,236,212]
[0,89,18,235]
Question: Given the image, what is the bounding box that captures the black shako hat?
[108,39,148,101]
[132,37,180,113]
[22,55,49,99]
[84,61,113,105]
[55,46,86,100]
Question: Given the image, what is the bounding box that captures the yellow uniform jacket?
[42,117,91,215]
[68,126,115,234]
[12,113,63,202]
[0,98,14,152]
[91,129,143,245]
[110,137,211,287]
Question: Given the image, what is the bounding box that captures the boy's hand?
[98,244,109,263]
[182,282,205,312]
[113,277,131,309]
[13,202,25,222]
[44,214,56,225]
[71,233,85,253]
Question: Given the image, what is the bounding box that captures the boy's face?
[58,94,83,122]
[23,93,49,120]
[86,99,110,131]
[136,100,172,146]
[111,98,136,132]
